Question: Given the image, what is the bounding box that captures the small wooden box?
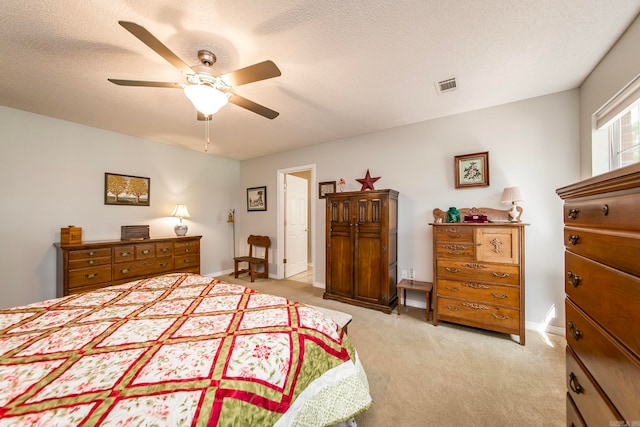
[121,225,150,240]
[61,226,82,244]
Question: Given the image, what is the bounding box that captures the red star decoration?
[356,169,381,191]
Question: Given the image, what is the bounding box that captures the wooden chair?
[233,235,270,282]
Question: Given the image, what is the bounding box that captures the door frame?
[276,164,316,283]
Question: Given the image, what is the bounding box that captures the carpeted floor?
[218,274,567,427]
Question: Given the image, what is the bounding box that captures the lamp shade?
[171,204,191,219]
[501,186,524,204]
[183,84,229,116]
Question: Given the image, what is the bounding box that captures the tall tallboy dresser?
[324,189,398,313]
[557,163,640,426]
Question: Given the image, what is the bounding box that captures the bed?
[0,273,371,426]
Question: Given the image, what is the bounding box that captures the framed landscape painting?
[104,173,150,206]
[247,186,267,211]
[454,152,489,188]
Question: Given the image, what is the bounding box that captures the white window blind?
[594,73,640,130]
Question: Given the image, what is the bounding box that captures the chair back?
[247,235,270,259]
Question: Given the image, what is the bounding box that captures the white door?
[285,174,308,277]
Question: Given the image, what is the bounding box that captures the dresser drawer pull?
[568,372,583,394]
[120,268,130,274]
[185,242,191,246]
[463,282,489,289]
[88,251,95,256]
[160,263,169,268]
[141,249,151,255]
[445,305,460,311]
[567,208,579,220]
[602,204,609,216]
[184,249,190,253]
[491,293,508,299]
[567,235,580,245]
[87,260,95,265]
[445,285,459,292]
[492,313,510,320]
[567,271,581,287]
[119,252,131,257]
[445,267,461,273]
[447,251,463,255]
[85,273,97,279]
[160,248,169,253]
[568,321,582,341]
[491,272,510,278]
[182,259,192,264]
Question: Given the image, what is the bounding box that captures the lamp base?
[509,204,519,222]
[174,224,188,236]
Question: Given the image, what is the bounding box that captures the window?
[607,100,640,170]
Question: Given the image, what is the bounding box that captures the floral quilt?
[0,273,371,426]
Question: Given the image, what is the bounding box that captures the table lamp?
[171,204,191,236]
[501,186,524,222]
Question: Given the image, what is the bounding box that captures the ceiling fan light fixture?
[184,84,229,116]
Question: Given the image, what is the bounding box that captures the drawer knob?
[567,209,579,220]
[160,248,169,253]
[568,321,582,340]
[85,273,97,279]
[160,263,169,268]
[445,305,460,312]
[120,268,130,274]
[183,259,192,264]
[184,249,190,253]
[445,267,461,273]
[447,251,463,255]
[492,272,510,278]
[445,285,459,292]
[568,372,583,394]
[142,250,150,255]
[602,204,609,216]
[87,260,95,265]
[120,252,131,257]
[88,251,95,256]
[492,313,510,320]
[567,235,580,245]
[491,293,508,299]
[567,271,581,287]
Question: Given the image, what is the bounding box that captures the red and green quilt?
[0,273,371,426]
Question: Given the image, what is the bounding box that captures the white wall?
[579,14,640,178]
[239,90,580,330]
[0,106,240,309]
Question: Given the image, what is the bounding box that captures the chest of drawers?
[430,208,526,345]
[557,164,640,425]
[55,236,201,296]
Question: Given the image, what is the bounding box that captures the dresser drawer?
[564,192,640,231]
[156,242,173,256]
[436,260,519,285]
[113,257,173,281]
[564,226,640,277]
[565,299,640,422]
[174,254,199,270]
[438,279,519,308]
[68,265,112,289]
[114,245,135,263]
[135,243,155,259]
[175,239,200,255]
[69,256,111,270]
[566,394,586,427]
[436,296,519,334]
[435,242,475,259]
[566,347,622,426]
[434,226,474,242]
[565,252,640,355]
[68,248,111,260]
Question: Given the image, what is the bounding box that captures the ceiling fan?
[108,21,281,120]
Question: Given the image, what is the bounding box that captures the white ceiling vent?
[435,77,458,94]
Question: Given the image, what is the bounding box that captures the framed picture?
[454,151,490,188]
[247,186,267,211]
[318,181,336,198]
[104,172,150,206]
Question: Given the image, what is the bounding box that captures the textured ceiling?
[1,1,639,160]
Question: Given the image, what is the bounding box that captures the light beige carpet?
[218,274,567,427]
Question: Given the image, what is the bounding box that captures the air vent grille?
[435,77,457,94]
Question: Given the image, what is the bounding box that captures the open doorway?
[276,165,316,285]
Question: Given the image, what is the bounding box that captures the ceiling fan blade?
[118,21,194,76]
[220,60,281,87]
[108,79,183,89]
[228,94,279,119]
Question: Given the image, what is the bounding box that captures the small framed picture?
[454,151,489,188]
[318,181,336,198]
[104,172,150,206]
[247,186,267,211]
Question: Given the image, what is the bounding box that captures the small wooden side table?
[397,279,433,322]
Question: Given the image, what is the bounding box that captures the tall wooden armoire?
[324,189,398,313]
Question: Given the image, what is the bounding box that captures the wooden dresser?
[54,235,201,296]
[557,164,640,426]
[324,189,398,313]
[430,208,526,345]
